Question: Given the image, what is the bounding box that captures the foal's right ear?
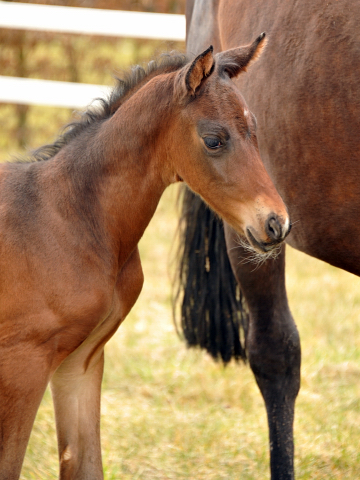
[178,46,215,97]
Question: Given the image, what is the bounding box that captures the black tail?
[173,187,249,363]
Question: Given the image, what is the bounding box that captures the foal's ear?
[216,32,267,78]
[181,46,215,96]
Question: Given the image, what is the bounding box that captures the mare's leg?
[224,225,301,480]
[0,344,51,480]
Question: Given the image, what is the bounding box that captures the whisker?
[290,219,300,228]
[232,233,282,270]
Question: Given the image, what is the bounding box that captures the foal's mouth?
[246,228,276,253]
[246,224,291,254]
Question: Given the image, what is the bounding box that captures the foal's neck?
[62,74,176,266]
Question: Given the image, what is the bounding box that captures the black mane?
[26,53,188,163]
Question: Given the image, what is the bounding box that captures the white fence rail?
[0,2,185,40]
[0,1,186,108]
[0,76,112,109]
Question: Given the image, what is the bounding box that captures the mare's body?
[180,1,360,479]
[0,45,289,479]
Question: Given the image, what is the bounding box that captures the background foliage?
[0,0,185,159]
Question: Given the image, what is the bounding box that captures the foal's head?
[166,33,290,253]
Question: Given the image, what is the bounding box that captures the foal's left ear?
[216,32,267,78]
[181,46,215,96]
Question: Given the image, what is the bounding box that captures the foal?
[0,35,289,479]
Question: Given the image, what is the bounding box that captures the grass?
[17,183,360,479]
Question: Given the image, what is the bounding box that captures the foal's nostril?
[266,215,283,241]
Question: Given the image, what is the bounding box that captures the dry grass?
[18,184,360,479]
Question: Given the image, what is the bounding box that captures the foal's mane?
[26,53,187,163]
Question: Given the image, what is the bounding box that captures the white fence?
[0,1,186,108]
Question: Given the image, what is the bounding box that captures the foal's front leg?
[51,248,144,480]
[50,345,106,480]
[225,225,301,480]
[0,344,51,480]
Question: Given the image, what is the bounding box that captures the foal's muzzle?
[247,213,291,253]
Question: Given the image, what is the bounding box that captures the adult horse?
[177,0,360,479]
[0,43,290,479]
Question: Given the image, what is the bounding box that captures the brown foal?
[0,36,289,479]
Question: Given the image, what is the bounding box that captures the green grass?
[18,184,360,479]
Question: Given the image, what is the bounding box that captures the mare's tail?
[174,187,249,363]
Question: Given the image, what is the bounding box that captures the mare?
[177,0,360,479]
[0,43,290,479]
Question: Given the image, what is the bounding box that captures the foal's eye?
[204,136,223,149]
